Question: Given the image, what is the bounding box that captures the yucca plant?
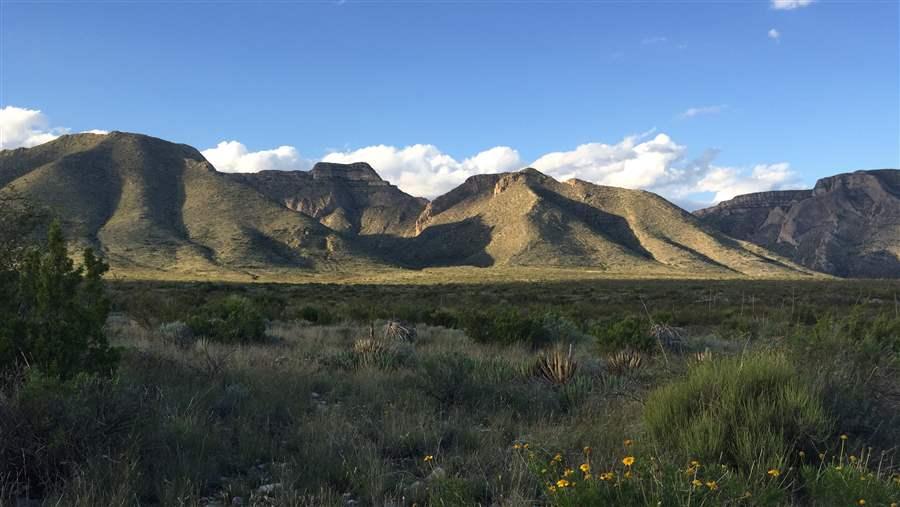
[606,348,644,376]
[352,337,386,368]
[532,343,578,385]
[383,320,416,343]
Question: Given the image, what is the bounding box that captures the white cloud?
[768,28,781,41]
[0,106,68,149]
[201,140,310,173]
[0,106,108,150]
[680,105,727,119]
[322,144,522,198]
[696,163,797,202]
[81,129,109,135]
[771,0,813,10]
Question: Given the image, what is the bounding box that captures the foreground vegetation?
[1,214,899,505]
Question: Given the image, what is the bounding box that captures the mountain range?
[695,170,900,278]
[1,131,896,279]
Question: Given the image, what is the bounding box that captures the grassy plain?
[3,277,900,506]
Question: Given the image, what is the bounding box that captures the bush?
[297,304,337,325]
[460,307,552,348]
[0,371,150,497]
[186,296,267,344]
[590,316,653,354]
[643,352,830,473]
[0,221,118,379]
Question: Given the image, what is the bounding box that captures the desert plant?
[186,296,267,344]
[605,348,644,376]
[649,323,684,352]
[643,351,831,473]
[0,221,118,379]
[158,321,195,349]
[383,320,417,342]
[591,316,653,354]
[532,344,579,385]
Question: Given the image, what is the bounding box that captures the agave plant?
[532,343,579,385]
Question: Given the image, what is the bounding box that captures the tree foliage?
[0,220,118,379]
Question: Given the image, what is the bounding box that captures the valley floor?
[3,279,900,506]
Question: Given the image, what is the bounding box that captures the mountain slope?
[0,132,360,274]
[226,163,426,236]
[394,168,814,276]
[695,169,900,278]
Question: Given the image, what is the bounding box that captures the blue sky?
[1,0,898,206]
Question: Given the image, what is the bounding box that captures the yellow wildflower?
[798,451,806,458]
[622,456,635,467]
[579,463,590,473]
[840,434,849,441]
[547,484,556,493]
[523,443,529,449]
[556,479,570,488]
[583,473,592,481]
[767,468,780,478]
[513,443,521,450]
[583,446,591,455]
[423,455,434,462]
[706,481,718,491]
[600,471,615,481]
[552,453,563,463]
[563,468,574,477]
[857,500,865,506]
[690,460,700,467]
[624,439,634,447]
[691,479,702,488]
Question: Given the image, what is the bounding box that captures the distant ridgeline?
[696,170,900,278]
[1,131,896,278]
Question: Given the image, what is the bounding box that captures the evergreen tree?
[0,221,118,379]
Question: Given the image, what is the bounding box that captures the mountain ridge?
[696,169,900,278]
[0,132,837,279]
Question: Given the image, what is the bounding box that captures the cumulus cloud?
[323,133,799,206]
[680,105,727,119]
[768,28,781,41]
[0,106,108,150]
[201,140,310,173]
[0,106,67,149]
[322,144,522,198]
[771,0,813,10]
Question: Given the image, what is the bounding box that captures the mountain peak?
[310,162,383,182]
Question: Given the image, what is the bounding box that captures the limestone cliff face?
[696,170,900,278]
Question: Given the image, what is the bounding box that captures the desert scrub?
[643,351,830,474]
[590,315,654,354]
[800,435,900,506]
[459,307,552,348]
[186,295,268,344]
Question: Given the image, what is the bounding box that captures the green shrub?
[186,296,267,343]
[297,304,337,325]
[590,316,652,354]
[460,307,552,348]
[643,352,830,473]
[0,221,118,379]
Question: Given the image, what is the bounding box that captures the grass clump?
[643,351,830,473]
[460,307,552,348]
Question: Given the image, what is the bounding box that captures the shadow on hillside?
[531,187,654,259]
[360,216,494,268]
